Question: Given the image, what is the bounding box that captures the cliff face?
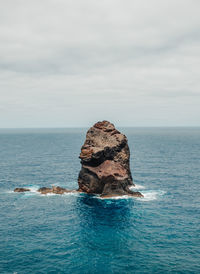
[78,121,143,197]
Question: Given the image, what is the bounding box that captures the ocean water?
[0,127,199,274]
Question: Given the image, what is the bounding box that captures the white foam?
[7,190,14,194]
[140,190,166,201]
[129,184,146,190]
[5,184,166,202]
[63,192,80,197]
[95,189,166,202]
[28,185,40,193]
[30,190,80,197]
[96,195,131,200]
[34,189,81,197]
[43,193,57,196]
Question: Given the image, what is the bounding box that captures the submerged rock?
[37,186,71,195]
[37,187,52,194]
[78,120,143,198]
[14,186,73,195]
[14,188,30,192]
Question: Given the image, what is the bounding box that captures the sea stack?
[78,121,143,198]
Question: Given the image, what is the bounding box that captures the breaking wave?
[140,190,166,201]
[129,184,146,190]
[4,183,166,202]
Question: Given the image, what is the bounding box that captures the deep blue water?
[0,128,200,274]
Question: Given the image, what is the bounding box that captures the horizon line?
[0,126,200,130]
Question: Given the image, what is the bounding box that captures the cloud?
[0,0,200,127]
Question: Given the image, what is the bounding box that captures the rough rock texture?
[14,188,30,192]
[78,121,143,198]
[37,186,71,195]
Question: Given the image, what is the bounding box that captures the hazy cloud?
[0,0,200,127]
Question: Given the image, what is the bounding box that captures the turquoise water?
[0,128,199,273]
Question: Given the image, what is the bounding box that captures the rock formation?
[14,121,143,198]
[78,121,143,198]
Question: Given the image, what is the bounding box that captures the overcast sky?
[0,0,200,128]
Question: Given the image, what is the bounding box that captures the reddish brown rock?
[14,188,30,192]
[37,186,71,195]
[78,121,143,198]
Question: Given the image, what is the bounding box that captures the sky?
[0,0,200,128]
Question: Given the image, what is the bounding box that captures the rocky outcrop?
[37,186,72,195]
[14,121,143,199]
[78,121,143,198]
[14,186,73,195]
[14,188,30,192]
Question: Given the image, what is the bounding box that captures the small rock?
[37,187,52,194]
[37,186,71,195]
[14,188,30,192]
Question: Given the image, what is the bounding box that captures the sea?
[0,127,199,274]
